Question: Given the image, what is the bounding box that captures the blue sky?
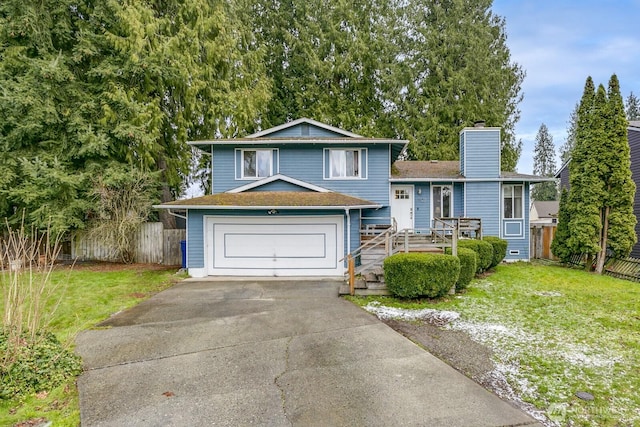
[491,0,640,174]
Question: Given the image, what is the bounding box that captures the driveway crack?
[274,335,293,426]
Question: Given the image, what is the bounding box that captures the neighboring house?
[530,201,559,225]
[555,120,640,257]
[156,118,550,278]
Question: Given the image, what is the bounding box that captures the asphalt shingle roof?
[392,161,462,179]
[158,191,379,208]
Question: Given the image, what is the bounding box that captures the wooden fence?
[567,253,640,283]
[530,224,557,260]
[71,222,185,266]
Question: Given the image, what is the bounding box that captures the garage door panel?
[224,233,327,259]
[206,216,343,276]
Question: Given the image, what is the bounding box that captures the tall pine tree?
[559,102,578,164]
[551,188,572,262]
[626,91,640,120]
[558,75,636,272]
[596,74,636,272]
[531,123,557,201]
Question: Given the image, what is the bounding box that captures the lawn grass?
[0,264,183,427]
[348,262,640,426]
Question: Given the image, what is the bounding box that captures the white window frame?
[325,148,365,179]
[503,184,524,219]
[431,184,453,219]
[241,149,273,179]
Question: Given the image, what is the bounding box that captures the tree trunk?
[595,206,610,274]
[157,156,177,230]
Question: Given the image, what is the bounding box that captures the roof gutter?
[389,177,557,183]
[153,204,382,210]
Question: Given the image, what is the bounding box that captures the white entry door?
[391,185,414,231]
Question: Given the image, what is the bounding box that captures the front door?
[391,185,414,231]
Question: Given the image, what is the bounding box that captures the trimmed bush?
[458,239,493,273]
[446,247,477,291]
[483,236,508,268]
[383,253,460,299]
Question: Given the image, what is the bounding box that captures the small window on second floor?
[329,149,361,178]
[243,149,272,179]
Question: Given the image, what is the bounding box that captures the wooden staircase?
[340,218,482,296]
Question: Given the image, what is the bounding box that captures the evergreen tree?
[559,103,578,164]
[248,0,396,136]
[551,188,572,262]
[626,91,640,120]
[564,75,636,273]
[248,0,524,169]
[595,74,636,271]
[531,123,557,201]
[0,0,270,232]
[394,0,524,170]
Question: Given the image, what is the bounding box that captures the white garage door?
[206,216,344,276]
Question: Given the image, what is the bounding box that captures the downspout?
[167,209,187,220]
[345,208,351,255]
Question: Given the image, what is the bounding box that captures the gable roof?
[531,201,559,218]
[246,118,363,138]
[187,118,408,160]
[226,174,330,193]
[154,192,380,210]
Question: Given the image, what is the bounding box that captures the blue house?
[156,118,547,278]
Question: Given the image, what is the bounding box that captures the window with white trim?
[432,185,452,218]
[242,149,272,178]
[329,149,361,178]
[503,184,523,219]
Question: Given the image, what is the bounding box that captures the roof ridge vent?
[430,160,439,163]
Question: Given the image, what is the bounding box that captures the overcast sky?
[491,0,640,174]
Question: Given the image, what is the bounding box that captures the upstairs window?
[328,149,362,178]
[503,184,523,219]
[242,149,272,179]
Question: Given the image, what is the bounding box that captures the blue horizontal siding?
[250,181,313,191]
[462,129,500,178]
[465,182,500,237]
[266,123,345,138]
[414,184,430,230]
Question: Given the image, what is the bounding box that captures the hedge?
[383,253,460,299]
[458,239,493,273]
[482,236,508,268]
[445,247,477,291]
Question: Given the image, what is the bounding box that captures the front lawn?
[0,263,182,427]
[348,262,640,426]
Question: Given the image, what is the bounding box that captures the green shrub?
[483,236,508,268]
[458,239,493,273]
[383,253,460,299]
[0,331,83,400]
[446,247,477,291]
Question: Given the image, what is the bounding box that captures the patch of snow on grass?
[555,344,620,369]
[363,302,624,427]
[363,301,460,326]
[533,291,563,297]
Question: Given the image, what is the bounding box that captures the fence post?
[404,229,409,253]
[452,227,458,256]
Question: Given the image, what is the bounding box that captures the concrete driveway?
[76,278,539,426]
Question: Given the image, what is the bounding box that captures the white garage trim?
[204,216,344,277]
